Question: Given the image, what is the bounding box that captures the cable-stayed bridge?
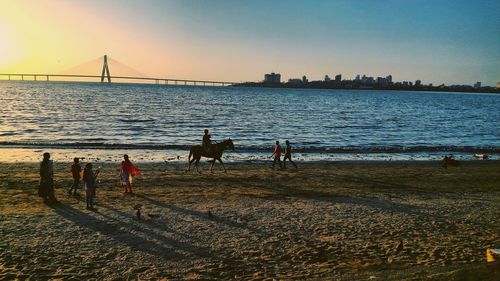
[0,55,237,86]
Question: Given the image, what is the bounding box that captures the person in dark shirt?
[202,129,212,154]
[39,152,57,204]
[83,163,100,211]
[283,140,298,169]
[68,157,81,196]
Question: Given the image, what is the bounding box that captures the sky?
[0,0,499,86]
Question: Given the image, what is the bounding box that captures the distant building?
[415,80,422,87]
[335,74,341,82]
[324,75,331,82]
[496,82,500,88]
[302,75,308,84]
[474,81,481,89]
[264,72,281,84]
[386,75,392,83]
[361,75,375,84]
[377,77,388,86]
[355,74,361,81]
[288,78,303,86]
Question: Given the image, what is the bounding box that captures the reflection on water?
[0,81,499,162]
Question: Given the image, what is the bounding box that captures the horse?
[187,138,235,173]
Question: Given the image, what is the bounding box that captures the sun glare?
[0,21,25,70]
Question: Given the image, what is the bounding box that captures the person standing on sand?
[271,140,283,169]
[68,157,81,197]
[39,152,57,204]
[283,140,298,169]
[120,154,141,194]
[83,163,100,211]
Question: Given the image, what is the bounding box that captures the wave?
[0,141,499,154]
[118,118,156,123]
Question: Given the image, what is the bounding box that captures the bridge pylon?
[101,55,111,83]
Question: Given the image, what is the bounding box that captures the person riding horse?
[188,135,234,173]
[202,129,213,154]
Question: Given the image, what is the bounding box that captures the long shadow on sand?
[49,204,209,260]
[132,193,267,235]
[248,180,429,217]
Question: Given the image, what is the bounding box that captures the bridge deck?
[0,73,237,86]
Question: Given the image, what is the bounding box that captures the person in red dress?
[120,154,141,194]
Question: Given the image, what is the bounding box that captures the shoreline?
[0,147,498,163]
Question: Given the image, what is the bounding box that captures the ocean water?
[0,81,499,162]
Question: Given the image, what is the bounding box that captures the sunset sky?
[0,0,499,85]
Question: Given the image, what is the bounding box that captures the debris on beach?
[474,153,489,160]
[146,213,160,219]
[486,248,499,262]
[442,155,460,168]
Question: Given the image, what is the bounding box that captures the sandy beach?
[1,160,499,280]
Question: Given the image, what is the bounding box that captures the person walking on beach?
[283,140,298,169]
[68,157,81,197]
[38,152,57,204]
[271,140,283,169]
[120,154,141,194]
[83,163,100,211]
[202,129,212,154]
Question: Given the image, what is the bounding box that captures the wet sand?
[1,160,499,280]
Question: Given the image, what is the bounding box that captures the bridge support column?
[101,55,111,83]
[34,75,37,81]
[156,79,159,85]
[21,75,24,81]
[8,75,10,80]
[184,81,187,85]
[46,75,49,81]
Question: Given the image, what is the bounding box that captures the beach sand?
[1,160,499,280]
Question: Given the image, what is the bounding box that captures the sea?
[0,81,499,163]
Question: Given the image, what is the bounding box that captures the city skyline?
[1,0,499,86]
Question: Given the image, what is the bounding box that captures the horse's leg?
[210,158,216,173]
[187,149,193,171]
[187,157,196,172]
[195,157,201,174]
[218,158,227,173]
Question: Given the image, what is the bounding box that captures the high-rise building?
[474,81,481,89]
[324,75,331,82]
[335,74,341,82]
[264,72,281,84]
[302,75,308,84]
[355,75,361,81]
[496,82,500,88]
[415,80,422,87]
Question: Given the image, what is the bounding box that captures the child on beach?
[68,158,81,196]
[283,140,298,169]
[120,154,141,194]
[83,163,100,211]
[271,140,283,169]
